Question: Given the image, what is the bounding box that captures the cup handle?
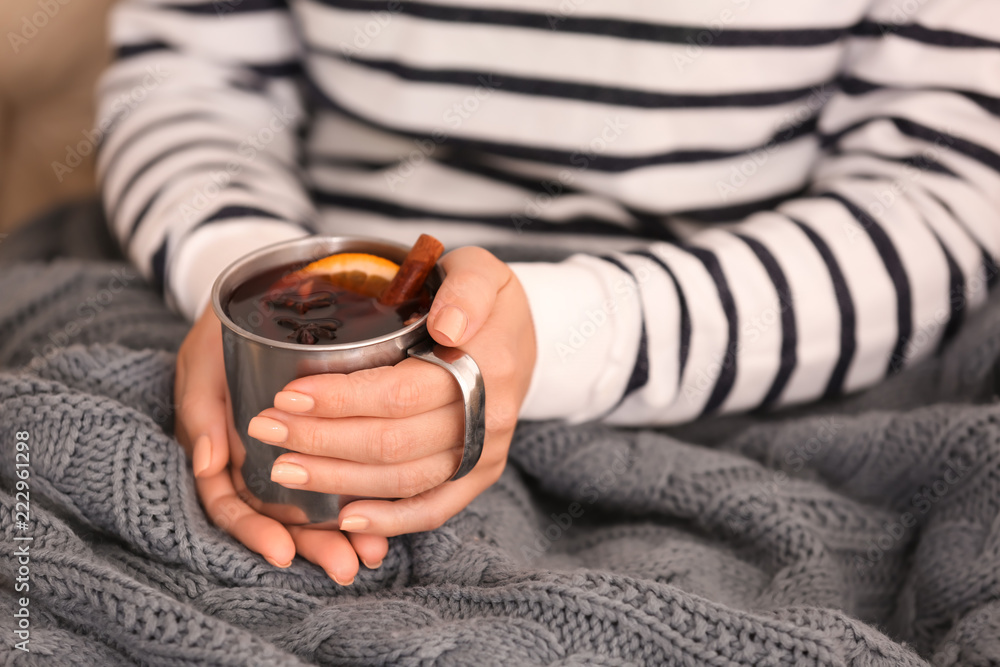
[406,339,486,480]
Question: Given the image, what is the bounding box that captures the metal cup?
[211,236,486,528]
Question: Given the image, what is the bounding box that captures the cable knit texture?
[1,261,998,666]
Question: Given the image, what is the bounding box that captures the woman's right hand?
[174,306,389,585]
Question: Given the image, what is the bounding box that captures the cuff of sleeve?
[509,256,643,423]
[169,220,308,321]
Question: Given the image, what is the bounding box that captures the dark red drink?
[226,263,430,345]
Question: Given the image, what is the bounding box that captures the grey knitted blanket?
[1,261,999,666]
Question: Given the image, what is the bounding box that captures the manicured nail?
[330,573,355,586]
[192,434,212,478]
[274,391,314,413]
[339,516,370,532]
[248,416,288,444]
[271,462,308,485]
[265,556,292,568]
[362,559,383,570]
[434,305,467,345]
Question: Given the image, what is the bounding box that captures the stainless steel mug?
[211,236,486,528]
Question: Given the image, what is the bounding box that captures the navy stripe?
[308,82,818,172]
[853,20,1000,50]
[672,186,809,224]
[314,0,846,46]
[151,237,169,295]
[311,189,645,237]
[984,249,999,291]
[935,233,966,354]
[598,255,650,402]
[823,117,1000,175]
[734,233,797,408]
[789,218,856,398]
[165,0,287,14]
[199,205,287,226]
[249,62,303,78]
[128,187,165,238]
[117,41,299,80]
[629,249,691,381]
[117,42,171,60]
[436,152,588,198]
[319,50,827,109]
[821,192,913,378]
[684,245,738,416]
[839,76,1000,120]
[826,146,958,178]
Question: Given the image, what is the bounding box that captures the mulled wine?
[226,263,430,345]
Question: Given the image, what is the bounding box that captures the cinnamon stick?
[378,234,444,306]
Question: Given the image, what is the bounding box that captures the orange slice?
[296,252,400,298]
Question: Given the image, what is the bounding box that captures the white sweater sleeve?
[513,0,1000,424]
[96,0,315,320]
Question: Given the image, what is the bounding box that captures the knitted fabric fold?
[1,262,998,666]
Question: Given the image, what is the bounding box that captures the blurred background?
[0,0,117,234]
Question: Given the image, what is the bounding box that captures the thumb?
[428,247,511,347]
[175,307,231,479]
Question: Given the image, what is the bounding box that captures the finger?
[196,470,296,568]
[346,532,390,570]
[335,461,504,536]
[428,247,511,347]
[249,402,464,463]
[286,525,360,586]
[270,447,462,498]
[276,357,460,419]
[175,309,230,478]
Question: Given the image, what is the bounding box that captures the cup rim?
[211,236,435,351]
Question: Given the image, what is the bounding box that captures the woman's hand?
[249,247,536,537]
[174,306,389,585]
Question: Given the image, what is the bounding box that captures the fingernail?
[330,573,355,586]
[339,515,370,532]
[271,462,308,485]
[362,559,383,570]
[192,434,212,478]
[248,416,288,444]
[275,391,314,413]
[265,556,292,568]
[434,305,467,345]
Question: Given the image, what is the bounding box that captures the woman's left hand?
[247,247,537,536]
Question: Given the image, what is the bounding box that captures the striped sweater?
[97,0,1000,424]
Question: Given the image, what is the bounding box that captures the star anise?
[275,317,342,345]
[265,290,337,314]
